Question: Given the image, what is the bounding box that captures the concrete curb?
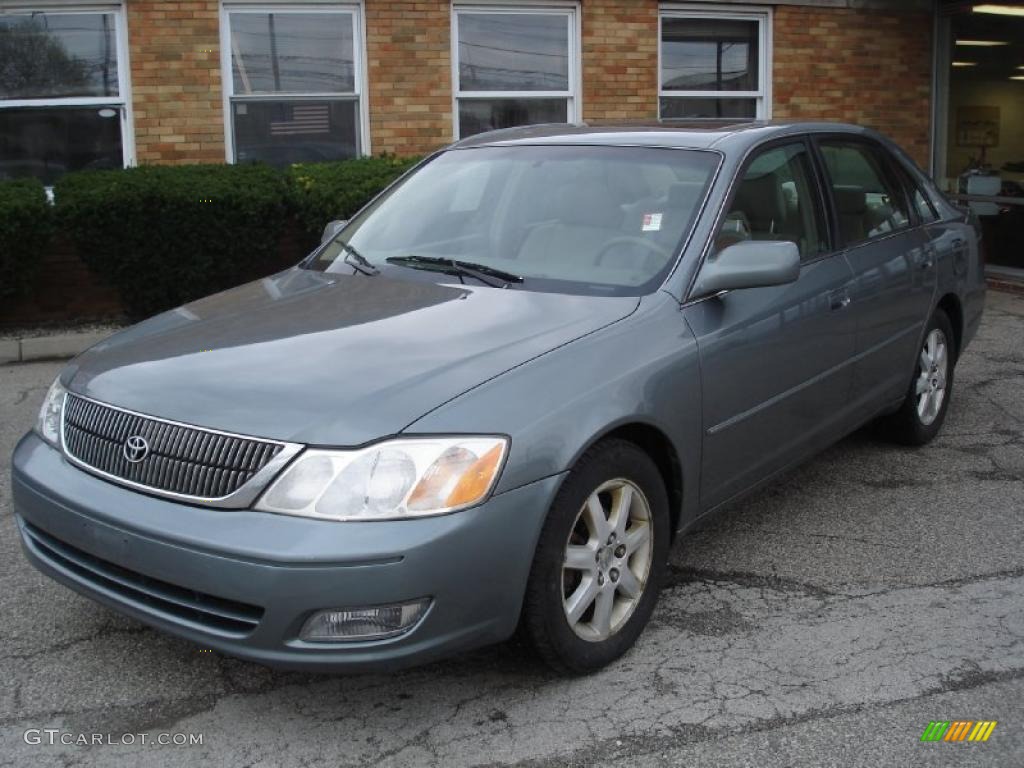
[1,331,111,364]
[987,277,1024,296]
[0,340,19,365]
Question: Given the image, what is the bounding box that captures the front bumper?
[12,432,561,671]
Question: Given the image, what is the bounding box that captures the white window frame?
[0,3,135,170]
[451,2,581,140]
[219,1,370,162]
[658,3,772,121]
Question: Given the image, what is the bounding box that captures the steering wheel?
[594,236,670,266]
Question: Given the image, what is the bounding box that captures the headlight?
[255,436,508,521]
[36,377,67,448]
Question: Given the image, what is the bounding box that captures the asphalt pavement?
[1,291,1022,767]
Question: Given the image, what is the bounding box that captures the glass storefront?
[935,3,1024,274]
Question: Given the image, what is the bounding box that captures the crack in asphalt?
[0,622,152,665]
[662,565,846,597]
[502,668,1024,768]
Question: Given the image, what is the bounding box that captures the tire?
[522,439,670,675]
[877,309,956,446]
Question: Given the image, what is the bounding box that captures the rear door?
[813,137,936,413]
[683,138,858,512]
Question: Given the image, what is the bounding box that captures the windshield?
[307,144,719,296]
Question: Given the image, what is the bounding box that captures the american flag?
[270,104,330,135]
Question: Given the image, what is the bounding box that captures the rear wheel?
[878,309,955,445]
[522,439,670,674]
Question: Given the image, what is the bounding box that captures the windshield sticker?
[642,213,663,232]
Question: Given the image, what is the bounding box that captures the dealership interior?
[937,3,1024,275]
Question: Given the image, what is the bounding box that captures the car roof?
[452,120,876,152]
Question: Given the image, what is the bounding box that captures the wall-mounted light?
[956,39,1010,45]
[973,4,1024,16]
[1011,75,1024,80]
[952,61,978,66]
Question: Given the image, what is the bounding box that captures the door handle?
[829,290,851,310]
[918,241,938,271]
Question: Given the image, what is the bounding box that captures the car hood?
[67,269,640,445]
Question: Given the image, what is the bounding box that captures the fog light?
[299,598,431,642]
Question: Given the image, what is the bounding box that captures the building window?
[453,6,579,140]
[659,7,769,120]
[222,5,365,165]
[0,7,131,185]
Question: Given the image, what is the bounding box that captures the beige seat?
[517,185,623,266]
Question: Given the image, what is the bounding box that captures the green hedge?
[53,156,420,319]
[286,154,421,243]
[56,163,289,319]
[0,178,52,300]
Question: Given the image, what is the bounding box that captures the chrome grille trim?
[60,392,303,508]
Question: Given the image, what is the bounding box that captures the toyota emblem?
[123,435,150,463]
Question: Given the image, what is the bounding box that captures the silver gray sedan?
[12,122,985,674]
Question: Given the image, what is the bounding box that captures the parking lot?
[1,290,1022,768]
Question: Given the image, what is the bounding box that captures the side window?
[716,142,826,261]
[900,171,939,224]
[911,187,938,224]
[819,141,912,245]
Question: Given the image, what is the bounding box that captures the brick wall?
[127,1,225,164]
[118,1,934,165]
[365,0,453,155]
[773,5,933,167]
[581,0,658,123]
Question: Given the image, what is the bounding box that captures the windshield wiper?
[385,255,524,288]
[336,239,379,276]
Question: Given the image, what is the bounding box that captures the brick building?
[2,0,938,179]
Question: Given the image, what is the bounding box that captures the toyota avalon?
[12,122,985,674]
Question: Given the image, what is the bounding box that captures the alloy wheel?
[916,328,949,426]
[561,478,653,642]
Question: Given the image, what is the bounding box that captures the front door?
[683,139,858,512]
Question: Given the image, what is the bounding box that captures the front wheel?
[877,309,956,445]
[522,439,670,674]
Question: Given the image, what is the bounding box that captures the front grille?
[62,393,285,500]
[22,521,264,635]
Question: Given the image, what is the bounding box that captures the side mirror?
[691,240,800,298]
[321,219,348,244]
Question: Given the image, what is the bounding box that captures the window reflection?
[659,15,764,121]
[230,12,355,94]
[458,13,569,91]
[0,13,119,99]
[455,10,575,139]
[661,19,758,93]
